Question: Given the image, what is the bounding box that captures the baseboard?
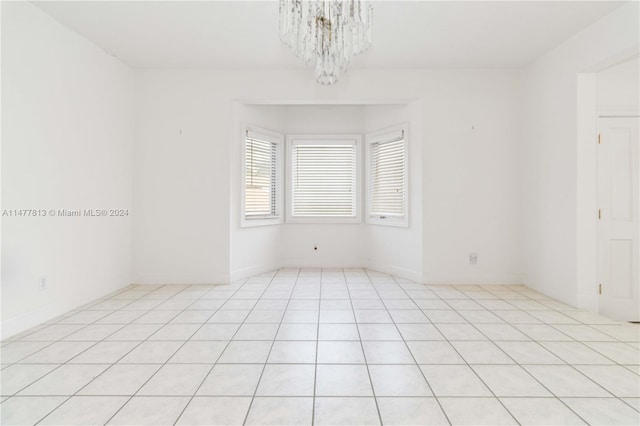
[522,275,578,308]
[0,284,129,340]
[423,272,522,285]
[576,292,598,313]
[364,260,422,282]
[132,272,231,285]
[281,259,367,269]
[229,262,281,283]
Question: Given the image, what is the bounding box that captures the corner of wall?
[365,260,422,283]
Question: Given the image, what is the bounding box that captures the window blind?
[291,142,356,217]
[370,133,405,217]
[245,133,277,218]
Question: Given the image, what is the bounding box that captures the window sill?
[367,216,408,227]
[286,216,362,224]
[240,217,283,228]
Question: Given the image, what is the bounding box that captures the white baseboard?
[576,293,598,313]
[281,259,366,269]
[230,262,281,283]
[132,272,231,285]
[364,261,422,282]
[0,285,129,340]
[423,272,522,285]
[522,275,578,308]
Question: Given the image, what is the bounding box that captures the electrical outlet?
[39,277,48,291]
[469,253,478,265]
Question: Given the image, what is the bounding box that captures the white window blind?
[369,130,406,219]
[245,131,278,219]
[291,141,357,217]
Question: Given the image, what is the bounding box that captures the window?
[287,135,361,223]
[366,125,408,226]
[241,126,283,227]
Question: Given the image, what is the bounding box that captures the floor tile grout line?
[2,285,179,405]
[4,361,637,367]
[539,300,639,344]
[34,281,244,426]
[538,339,633,367]
[5,308,635,342]
[2,284,627,338]
[434,280,636,346]
[464,301,600,424]
[5,394,636,399]
[3,289,148,367]
[5,282,203,362]
[343,268,385,426]
[529,316,638,407]
[7,336,636,342]
[3,321,133,397]
[1,284,137,345]
[9,335,638,343]
[103,276,256,426]
[542,320,640,365]
[423,281,639,409]
[509,295,640,348]
[406,275,606,424]
[363,269,453,426]
[311,268,322,426]
[3,270,639,424]
[388,274,502,419]
[398,273,640,419]
[396,274,599,422]
[173,270,278,425]
[29,282,207,425]
[439,300,593,424]
[582,340,640,359]
[508,294,640,414]
[240,268,302,426]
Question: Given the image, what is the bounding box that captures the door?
[598,116,640,321]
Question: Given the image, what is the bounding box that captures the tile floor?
[1,268,639,425]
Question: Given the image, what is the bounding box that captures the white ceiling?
[34,1,624,69]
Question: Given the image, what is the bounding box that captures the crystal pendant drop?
[279,0,372,85]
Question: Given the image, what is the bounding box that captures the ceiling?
[34,1,624,69]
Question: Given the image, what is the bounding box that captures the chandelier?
[279,0,373,85]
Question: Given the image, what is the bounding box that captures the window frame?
[286,134,362,224]
[240,124,284,228]
[365,123,409,227]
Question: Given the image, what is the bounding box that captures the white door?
[598,116,640,321]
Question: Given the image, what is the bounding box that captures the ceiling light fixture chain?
[279,0,373,85]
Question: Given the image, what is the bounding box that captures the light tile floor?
[1,268,639,425]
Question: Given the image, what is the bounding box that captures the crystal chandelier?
[279,0,373,85]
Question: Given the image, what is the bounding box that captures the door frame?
[596,114,640,320]
[576,48,639,313]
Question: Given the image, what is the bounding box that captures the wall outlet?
[39,277,48,291]
[469,253,478,265]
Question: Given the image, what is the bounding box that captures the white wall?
[364,104,423,280]
[132,72,235,284]
[421,73,523,285]
[229,104,420,279]
[230,104,285,280]
[597,57,639,109]
[229,104,427,279]
[1,2,134,338]
[521,2,639,306]
[3,2,636,340]
[134,69,522,285]
[280,106,368,269]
